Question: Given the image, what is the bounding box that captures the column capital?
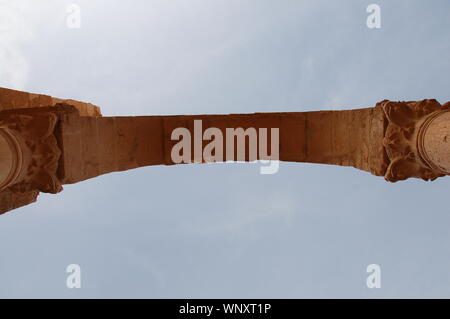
[380,99,450,182]
[0,108,63,194]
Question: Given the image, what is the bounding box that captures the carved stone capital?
[379,99,449,182]
[0,111,62,193]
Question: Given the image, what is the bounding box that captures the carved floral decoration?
[379,99,450,182]
[0,111,62,194]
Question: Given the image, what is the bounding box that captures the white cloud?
[0,1,32,89]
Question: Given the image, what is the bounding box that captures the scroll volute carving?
[379,99,449,182]
[0,111,62,194]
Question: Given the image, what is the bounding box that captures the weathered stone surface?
[0,86,99,214]
[0,87,101,117]
[380,99,448,182]
[55,108,386,184]
[420,111,450,174]
[0,189,39,213]
[0,87,449,215]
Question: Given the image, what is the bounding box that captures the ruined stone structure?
[0,87,449,214]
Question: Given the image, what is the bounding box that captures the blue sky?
[0,0,449,298]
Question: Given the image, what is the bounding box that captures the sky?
[0,0,449,298]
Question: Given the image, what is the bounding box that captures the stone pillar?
[56,107,386,184]
[0,87,448,214]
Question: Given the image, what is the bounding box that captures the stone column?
[57,107,386,184]
[0,87,449,214]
